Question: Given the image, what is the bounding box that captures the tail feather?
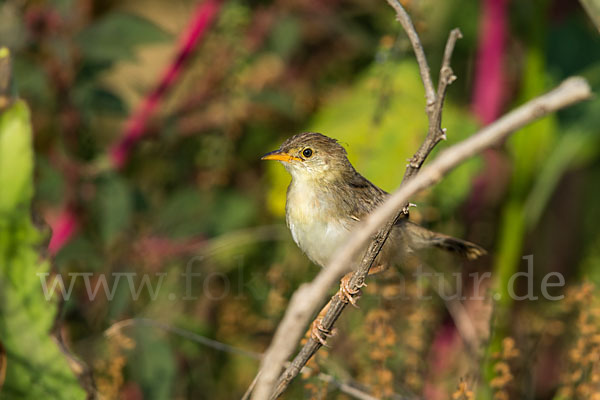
[430,234,487,260]
[401,221,487,260]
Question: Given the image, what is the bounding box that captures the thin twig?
[242,372,261,400]
[252,77,591,400]
[104,318,384,400]
[315,373,380,400]
[403,28,463,183]
[385,0,436,110]
[52,312,98,399]
[431,271,480,357]
[105,318,261,360]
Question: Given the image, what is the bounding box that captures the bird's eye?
[302,148,313,158]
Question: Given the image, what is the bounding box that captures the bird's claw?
[338,274,362,307]
[402,202,417,215]
[311,318,335,346]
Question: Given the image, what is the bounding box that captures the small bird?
[262,132,485,340]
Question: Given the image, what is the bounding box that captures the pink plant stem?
[110,0,223,168]
[426,0,509,394]
[49,0,222,254]
[48,206,79,255]
[467,0,510,217]
[471,0,508,123]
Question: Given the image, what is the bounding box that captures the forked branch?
[404,28,462,182]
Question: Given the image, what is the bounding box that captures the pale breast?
[285,180,354,267]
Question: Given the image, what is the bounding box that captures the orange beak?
[261,150,302,163]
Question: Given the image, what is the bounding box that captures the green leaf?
[0,101,33,215]
[524,129,596,229]
[154,189,257,238]
[12,57,53,106]
[77,13,171,63]
[211,190,257,236]
[129,328,175,400]
[269,16,301,59]
[154,189,209,238]
[0,101,85,399]
[251,89,296,117]
[506,48,558,198]
[53,236,103,272]
[579,0,600,35]
[35,157,66,206]
[94,174,133,245]
[73,83,128,117]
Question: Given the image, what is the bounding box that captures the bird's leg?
[309,265,391,345]
[338,264,388,307]
[307,300,335,346]
[338,272,361,307]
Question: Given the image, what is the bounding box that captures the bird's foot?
[311,318,335,346]
[401,202,417,215]
[338,273,362,307]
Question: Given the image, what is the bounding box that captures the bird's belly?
[288,218,351,267]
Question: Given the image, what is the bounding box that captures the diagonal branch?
[252,76,591,400]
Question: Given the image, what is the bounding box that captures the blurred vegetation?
[0,100,86,399]
[0,0,599,399]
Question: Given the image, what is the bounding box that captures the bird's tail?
[402,221,486,260]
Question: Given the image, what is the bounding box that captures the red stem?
[48,206,79,255]
[471,0,508,124]
[48,0,222,254]
[109,0,223,168]
[466,0,509,219]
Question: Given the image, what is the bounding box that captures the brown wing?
[338,171,486,260]
[336,170,388,222]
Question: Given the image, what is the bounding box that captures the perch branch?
[252,76,591,399]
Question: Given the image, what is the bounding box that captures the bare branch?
[251,77,591,399]
[315,373,381,400]
[385,0,436,109]
[53,322,97,399]
[403,28,463,183]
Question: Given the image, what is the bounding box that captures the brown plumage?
[262,132,486,270]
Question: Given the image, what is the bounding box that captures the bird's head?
[261,132,352,183]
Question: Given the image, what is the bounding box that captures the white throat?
[284,175,353,267]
